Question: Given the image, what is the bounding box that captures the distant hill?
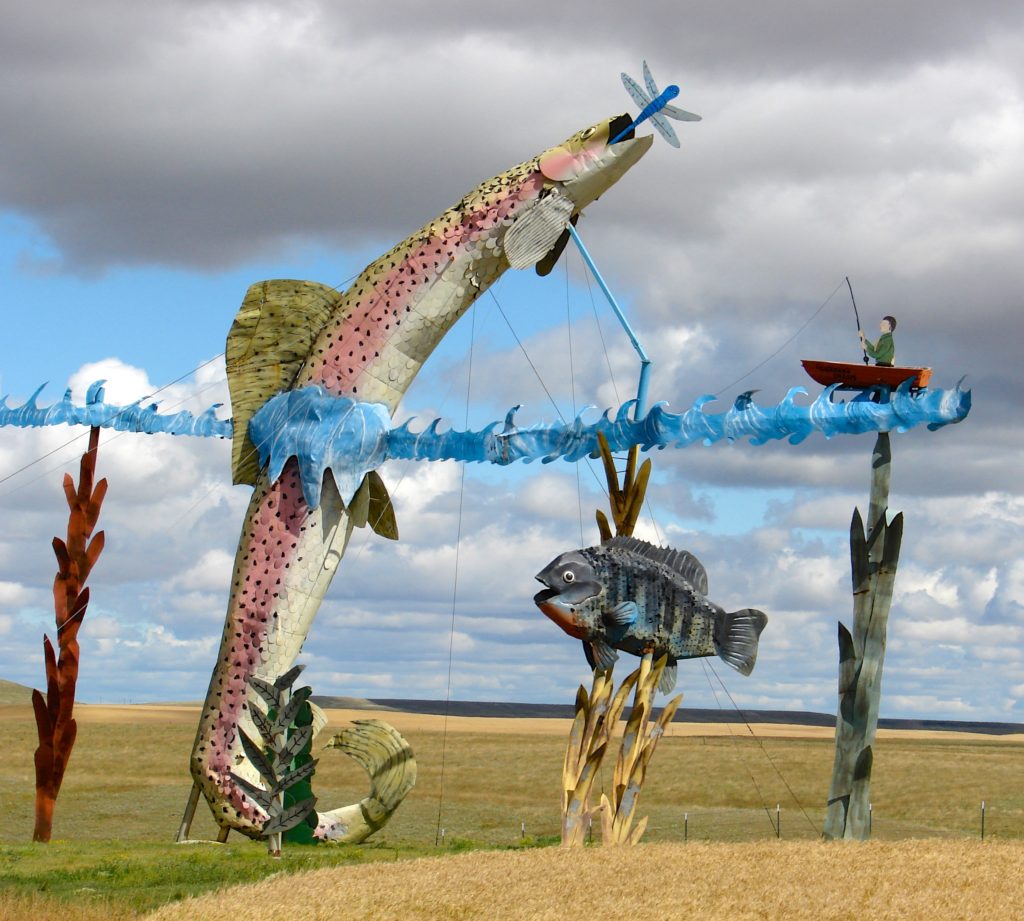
[0,678,36,705]
[313,696,1024,736]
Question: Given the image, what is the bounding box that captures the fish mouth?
[534,595,588,640]
[607,113,636,144]
[533,586,560,605]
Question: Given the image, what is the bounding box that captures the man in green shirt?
[860,315,896,366]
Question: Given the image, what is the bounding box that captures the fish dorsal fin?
[226,279,342,486]
[606,536,709,595]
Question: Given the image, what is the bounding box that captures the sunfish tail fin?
[714,608,768,676]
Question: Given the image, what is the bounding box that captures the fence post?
[981,801,986,840]
[776,804,781,839]
[684,812,688,843]
[869,802,873,836]
[520,821,526,840]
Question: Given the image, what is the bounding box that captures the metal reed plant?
[32,426,106,842]
[560,434,681,846]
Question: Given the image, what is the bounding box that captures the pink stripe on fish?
[196,458,309,823]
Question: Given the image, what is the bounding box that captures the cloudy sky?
[1,1,1022,722]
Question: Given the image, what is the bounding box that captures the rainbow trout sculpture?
[195,113,654,841]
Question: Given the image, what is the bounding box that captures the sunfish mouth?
[533,585,560,605]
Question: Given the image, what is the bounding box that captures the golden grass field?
[1,701,1022,920]
[146,840,1024,921]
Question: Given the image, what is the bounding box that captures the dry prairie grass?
[2,703,1022,846]
[145,840,1024,921]
[0,891,136,921]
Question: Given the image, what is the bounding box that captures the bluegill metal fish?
[534,537,767,692]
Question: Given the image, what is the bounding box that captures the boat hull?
[801,360,931,390]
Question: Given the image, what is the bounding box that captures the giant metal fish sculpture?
[534,536,767,693]
[189,114,654,840]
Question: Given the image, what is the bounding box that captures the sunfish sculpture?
[189,114,654,840]
[534,536,767,693]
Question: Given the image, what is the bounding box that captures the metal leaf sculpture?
[31,425,106,842]
[229,665,318,856]
[824,433,903,840]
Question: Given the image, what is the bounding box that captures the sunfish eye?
[562,570,576,584]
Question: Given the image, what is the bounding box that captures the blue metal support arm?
[566,223,651,418]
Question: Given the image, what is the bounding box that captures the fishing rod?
[846,275,869,365]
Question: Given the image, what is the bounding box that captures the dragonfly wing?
[621,72,652,111]
[642,60,660,98]
[662,102,702,122]
[649,112,681,148]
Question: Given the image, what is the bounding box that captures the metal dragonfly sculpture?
[616,60,702,147]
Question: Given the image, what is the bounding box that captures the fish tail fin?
[714,608,768,676]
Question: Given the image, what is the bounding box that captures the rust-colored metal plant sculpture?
[31,425,106,842]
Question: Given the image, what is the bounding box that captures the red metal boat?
[801,359,932,390]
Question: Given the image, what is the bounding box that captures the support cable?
[434,301,476,845]
[706,660,818,832]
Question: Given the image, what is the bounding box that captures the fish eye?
[562,570,576,584]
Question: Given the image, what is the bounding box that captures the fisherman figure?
[860,316,896,367]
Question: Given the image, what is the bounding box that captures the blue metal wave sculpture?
[0,382,232,438]
[2,379,971,510]
[248,381,971,509]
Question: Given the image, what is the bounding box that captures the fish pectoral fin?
[582,640,596,670]
[590,639,619,672]
[349,471,399,540]
[366,470,399,540]
[535,215,578,277]
[658,662,678,694]
[503,191,575,269]
[605,601,639,627]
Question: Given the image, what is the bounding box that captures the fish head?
[533,550,603,640]
[537,114,653,212]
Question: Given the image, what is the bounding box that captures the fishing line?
[711,278,846,397]
[706,660,818,833]
[434,300,477,846]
